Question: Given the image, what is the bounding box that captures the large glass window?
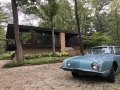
[7,39,15,44]
[25,33,59,45]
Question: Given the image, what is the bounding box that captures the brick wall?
[22,47,60,54]
[67,50,88,56]
[59,33,65,52]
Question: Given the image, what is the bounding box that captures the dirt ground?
[0,60,120,90]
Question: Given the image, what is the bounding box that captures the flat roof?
[6,24,91,39]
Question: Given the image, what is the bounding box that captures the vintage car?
[61,45,120,83]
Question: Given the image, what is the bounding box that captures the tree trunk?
[74,0,84,55]
[51,22,56,56]
[11,0,23,61]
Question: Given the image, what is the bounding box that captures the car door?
[114,47,120,70]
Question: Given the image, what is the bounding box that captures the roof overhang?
[6,24,79,39]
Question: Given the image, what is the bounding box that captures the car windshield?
[88,47,110,54]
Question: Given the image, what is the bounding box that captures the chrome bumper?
[60,67,109,75]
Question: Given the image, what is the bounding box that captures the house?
[6,24,89,56]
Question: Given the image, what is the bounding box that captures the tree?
[11,0,23,61]
[11,0,41,61]
[25,0,59,56]
[74,0,84,55]
[0,3,7,53]
[2,2,13,24]
[83,32,109,47]
[39,0,59,56]
[38,0,76,31]
[54,0,76,30]
[107,0,120,45]
[91,0,111,32]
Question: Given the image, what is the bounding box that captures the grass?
[3,57,68,68]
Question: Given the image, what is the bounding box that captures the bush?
[34,53,42,58]
[11,52,15,60]
[3,61,25,68]
[0,53,11,60]
[41,52,52,57]
[3,57,68,68]
[24,54,33,60]
[55,51,69,57]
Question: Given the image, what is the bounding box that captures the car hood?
[65,54,114,62]
[62,54,114,70]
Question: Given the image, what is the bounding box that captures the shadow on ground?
[66,74,108,84]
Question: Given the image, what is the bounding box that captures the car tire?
[71,72,79,77]
[108,65,115,83]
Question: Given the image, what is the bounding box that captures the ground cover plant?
[3,57,68,68]
[0,53,11,60]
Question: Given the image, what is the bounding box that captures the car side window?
[109,47,114,54]
[114,47,120,55]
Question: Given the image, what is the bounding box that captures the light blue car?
[61,45,120,83]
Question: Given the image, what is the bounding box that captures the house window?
[26,33,41,44]
[26,33,59,46]
[42,33,52,45]
[7,39,15,44]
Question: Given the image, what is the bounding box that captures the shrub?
[3,61,25,68]
[0,53,11,60]
[55,51,69,57]
[11,52,15,60]
[41,52,52,57]
[61,51,69,56]
[34,53,42,58]
[24,54,33,60]
[3,57,68,68]
[55,52,62,57]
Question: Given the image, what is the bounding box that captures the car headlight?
[91,62,99,70]
[67,60,71,67]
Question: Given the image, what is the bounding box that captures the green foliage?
[34,53,42,58]
[90,0,111,32]
[0,5,7,53]
[77,0,92,33]
[11,51,69,60]
[3,61,25,68]
[83,32,109,47]
[52,0,76,30]
[40,0,59,21]
[24,51,69,59]
[24,54,33,60]
[41,52,52,57]
[107,0,120,45]
[19,30,35,40]
[0,53,11,59]
[55,51,69,57]
[11,52,15,59]
[3,57,68,68]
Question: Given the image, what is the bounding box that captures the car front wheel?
[108,65,115,83]
[71,72,79,77]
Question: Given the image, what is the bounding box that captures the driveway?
[0,60,120,90]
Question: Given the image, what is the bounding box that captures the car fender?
[99,56,114,76]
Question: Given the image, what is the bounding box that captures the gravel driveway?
[0,60,120,90]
